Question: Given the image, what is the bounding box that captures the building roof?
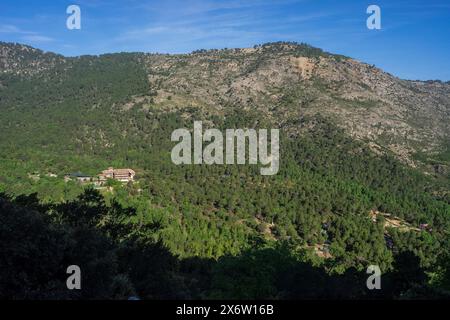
[100,168,135,175]
[67,172,91,178]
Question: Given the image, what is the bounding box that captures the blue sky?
[0,0,449,80]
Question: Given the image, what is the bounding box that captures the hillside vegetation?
[0,41,449,299]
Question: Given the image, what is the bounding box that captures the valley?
[0,41,449,299]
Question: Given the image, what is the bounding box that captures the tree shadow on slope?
[1,190,448,300]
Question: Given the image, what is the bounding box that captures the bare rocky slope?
[137,42,450,174]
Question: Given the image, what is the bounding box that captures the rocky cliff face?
[130,42,450,171]
[0,42,65,76]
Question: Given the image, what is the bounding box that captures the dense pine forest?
[0,42,449,299]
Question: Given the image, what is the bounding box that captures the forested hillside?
[0,41,449,299]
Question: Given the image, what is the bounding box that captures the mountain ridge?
[1,40,449,176]
[2,40,450,82]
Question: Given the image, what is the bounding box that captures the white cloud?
[0,24,54,43]
[112,1,335,51]
[0,24,21,33]
[0,24,34,34]
[21,35,55,43]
